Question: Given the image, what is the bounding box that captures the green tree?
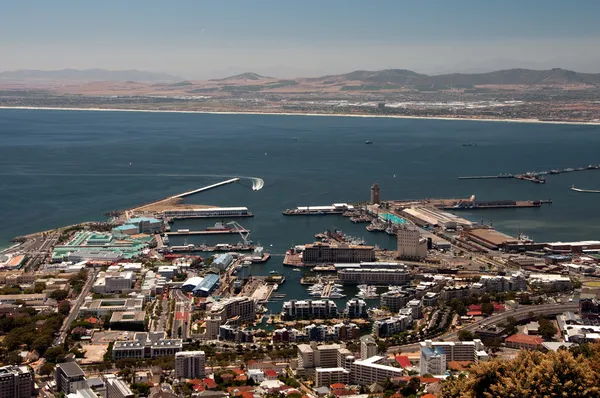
[538,318,558,340]
[481,302,494,316]
[458,330,475,341]
[49,290,69,301]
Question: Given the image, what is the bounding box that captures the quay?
[165,228,248,236]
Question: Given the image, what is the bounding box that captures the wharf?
[165,229,248,236]
[437,200,550,210]
[283,251,305,267]
[242,276,275,303]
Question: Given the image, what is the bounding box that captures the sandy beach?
[1,105,600,126]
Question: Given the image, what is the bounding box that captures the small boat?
[293,268,301,272]
[365,140,373,145]
[462,142,478,147]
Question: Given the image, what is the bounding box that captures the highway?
[56,268,98,345]
[386,302,578,354]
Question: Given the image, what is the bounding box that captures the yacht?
[329,292,346,298]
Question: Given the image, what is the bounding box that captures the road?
[386,302,578,354]
[171,289,191,339]
[56,268,98,345]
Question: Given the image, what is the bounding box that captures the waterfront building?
[182,277,203,292]
[209,297,256,323]
[112,332,182,360]
[162,207,251,218]
[372,315,412,338]
[419,340,488,375]
[304,324,328,341]
[55,362,86,395]
[212,253,234,271]
[370,183,380,204]
[397,226,427,259]
[345,298,368,318]
[272,327,299,343]
[192,273,220,297]
[0,365,34,398]
[175,351,206,379]
[218,324,253,343]
[333,322,361,341]
[104,375,134,398]
[302,243,375,264]
[282,299,338,320]
[338,268,411,285]
[380,291,412,313]
[360,335,377,360]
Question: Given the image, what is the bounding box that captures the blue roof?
[193,273,220,292]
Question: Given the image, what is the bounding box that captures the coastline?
[2,105,600,126]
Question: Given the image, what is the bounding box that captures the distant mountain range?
[309,68,600,86]
[209,72,272,81]
[0,69,183,82]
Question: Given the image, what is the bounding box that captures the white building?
[175,351,206,379]
[419,340,488,375]
[209,297,256,323]
[397,226,428,259]
[528,273,573,291]
[315,368,350,387]
[93,271,135,294]
[352,356,404,385]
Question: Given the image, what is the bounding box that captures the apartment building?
[419,340,488,375]
[209,297,256,323]
[175,351,206,379]
[338,268,412,285]
[0,365,34,398]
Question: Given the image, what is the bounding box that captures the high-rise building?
[175,351,206,379]
[55,362,86,395]
[104,375,134,398]
[360,335,377,360]
[371,183,380,205]
[0,365,34,398]
[397,226,427,259]
[345,298,368,318]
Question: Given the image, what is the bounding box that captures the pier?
[459,164,600,184]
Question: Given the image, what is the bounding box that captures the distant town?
[2,68,600,123]
[1,177,600,398]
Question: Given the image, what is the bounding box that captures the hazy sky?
[2,0,600,78]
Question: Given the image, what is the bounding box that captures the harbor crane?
[227,221,251,245]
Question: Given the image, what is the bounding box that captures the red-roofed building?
[203,378,217,390]
[505,334,544,350]
[330,383,346,390]
[468,304,482,312]
[235,375,247,382]
[232,369,245,375]
[264,369,278,380]
[493,303,505,312]
[395,355,411,368]
[467,310,482,316]
[423,394,437,398]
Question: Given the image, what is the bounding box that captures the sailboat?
[571,185,600,193]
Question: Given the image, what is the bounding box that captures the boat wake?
[0,172,265,191]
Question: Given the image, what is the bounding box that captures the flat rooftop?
[466,228,516,246]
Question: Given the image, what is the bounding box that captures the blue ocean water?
[1,109,600,307]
